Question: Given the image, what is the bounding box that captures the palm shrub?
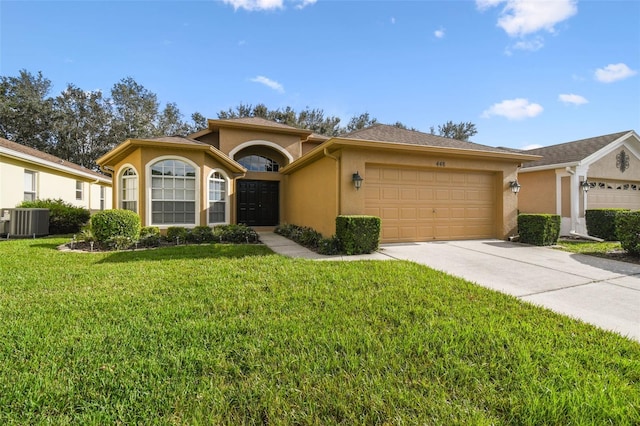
[18,198,90,234]
[90,209,141,249]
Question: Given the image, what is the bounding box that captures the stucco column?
[570,171,579,232]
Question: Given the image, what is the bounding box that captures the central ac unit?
[8,208,50,237]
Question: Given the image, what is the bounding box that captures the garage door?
[587,180,640,210]
[364,165,496,242]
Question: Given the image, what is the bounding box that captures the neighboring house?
[518,130,640,236]
[0,137,112,212]
[96,117,539,243]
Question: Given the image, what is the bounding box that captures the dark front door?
[237,180,279,226]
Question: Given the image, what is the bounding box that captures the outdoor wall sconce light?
[352,171,363,191]
[581,180,590,192]
[509,180,521,194]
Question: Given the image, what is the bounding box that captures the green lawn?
[1,238,639,425]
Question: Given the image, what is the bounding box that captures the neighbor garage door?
[587,180,640,210]
[364,165,497,243]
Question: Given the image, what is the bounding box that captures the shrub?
[188,226,215,243]
[167,227,189,244]
[90,209,141,244]
[139,226,161,247]
[615,211,640,256]
[586,209,628,241]
[18,198,90,234]
[318,236,341,255]
[336,215,381,255]
[275,224,327,250]
[213,224,259,243]
[518,214,561,246]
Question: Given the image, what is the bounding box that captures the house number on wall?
[616,150,629,173]
[436,161,446,167]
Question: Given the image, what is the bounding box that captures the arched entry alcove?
[231,142,289,227]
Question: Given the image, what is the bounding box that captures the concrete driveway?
[379,240,640,342]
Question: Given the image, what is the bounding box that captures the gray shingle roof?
[342,124,515,154]
[214,117,310,132]
[522,130,633,168]
[143,136,210,146]
[0,137,108,179]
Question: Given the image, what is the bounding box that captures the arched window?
[150,159,196,225]
[208,171,228,224]
[120,167,138,212]
[237,155,279,172]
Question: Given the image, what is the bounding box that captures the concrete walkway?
[258,232,640,342]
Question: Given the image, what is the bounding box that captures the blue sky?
[1,0,638,149]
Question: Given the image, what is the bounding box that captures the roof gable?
[522,130,636,169]
[96,136,246,174]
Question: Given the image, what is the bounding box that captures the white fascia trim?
[520,161,579,173]
[581,131,640,165]
[228,140,295,164]
[0,147,111,184]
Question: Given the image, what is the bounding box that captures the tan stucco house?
[96,117,539,243]
[0,137,112,212]
[518,130,640,236]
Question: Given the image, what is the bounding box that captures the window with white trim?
[100,186,105,210]
[150,159,196,225]
[76,181,83,200]
[24,170,37,201]
[208,171,227,224]
[121,167,138,212]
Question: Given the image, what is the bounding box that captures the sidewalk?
[257,232,390,261]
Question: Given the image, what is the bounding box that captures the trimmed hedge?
[336,215,381,255]
[90,209,141,244]
[615,211,640,256]
[585,209,629,241]
[18,198,90,234]
[518,214,561,246]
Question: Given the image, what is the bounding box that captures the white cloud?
[294,0,317,10]
[434,28,445,38]
[223,0,315,11]
[558,93,588,105]
[391,17,396,24]
[250,76,284,93]
[522,143,543,150]
[477,0,577,37]
[512,36,543,51]
[481,98,543,120]
[594,63,637,83]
